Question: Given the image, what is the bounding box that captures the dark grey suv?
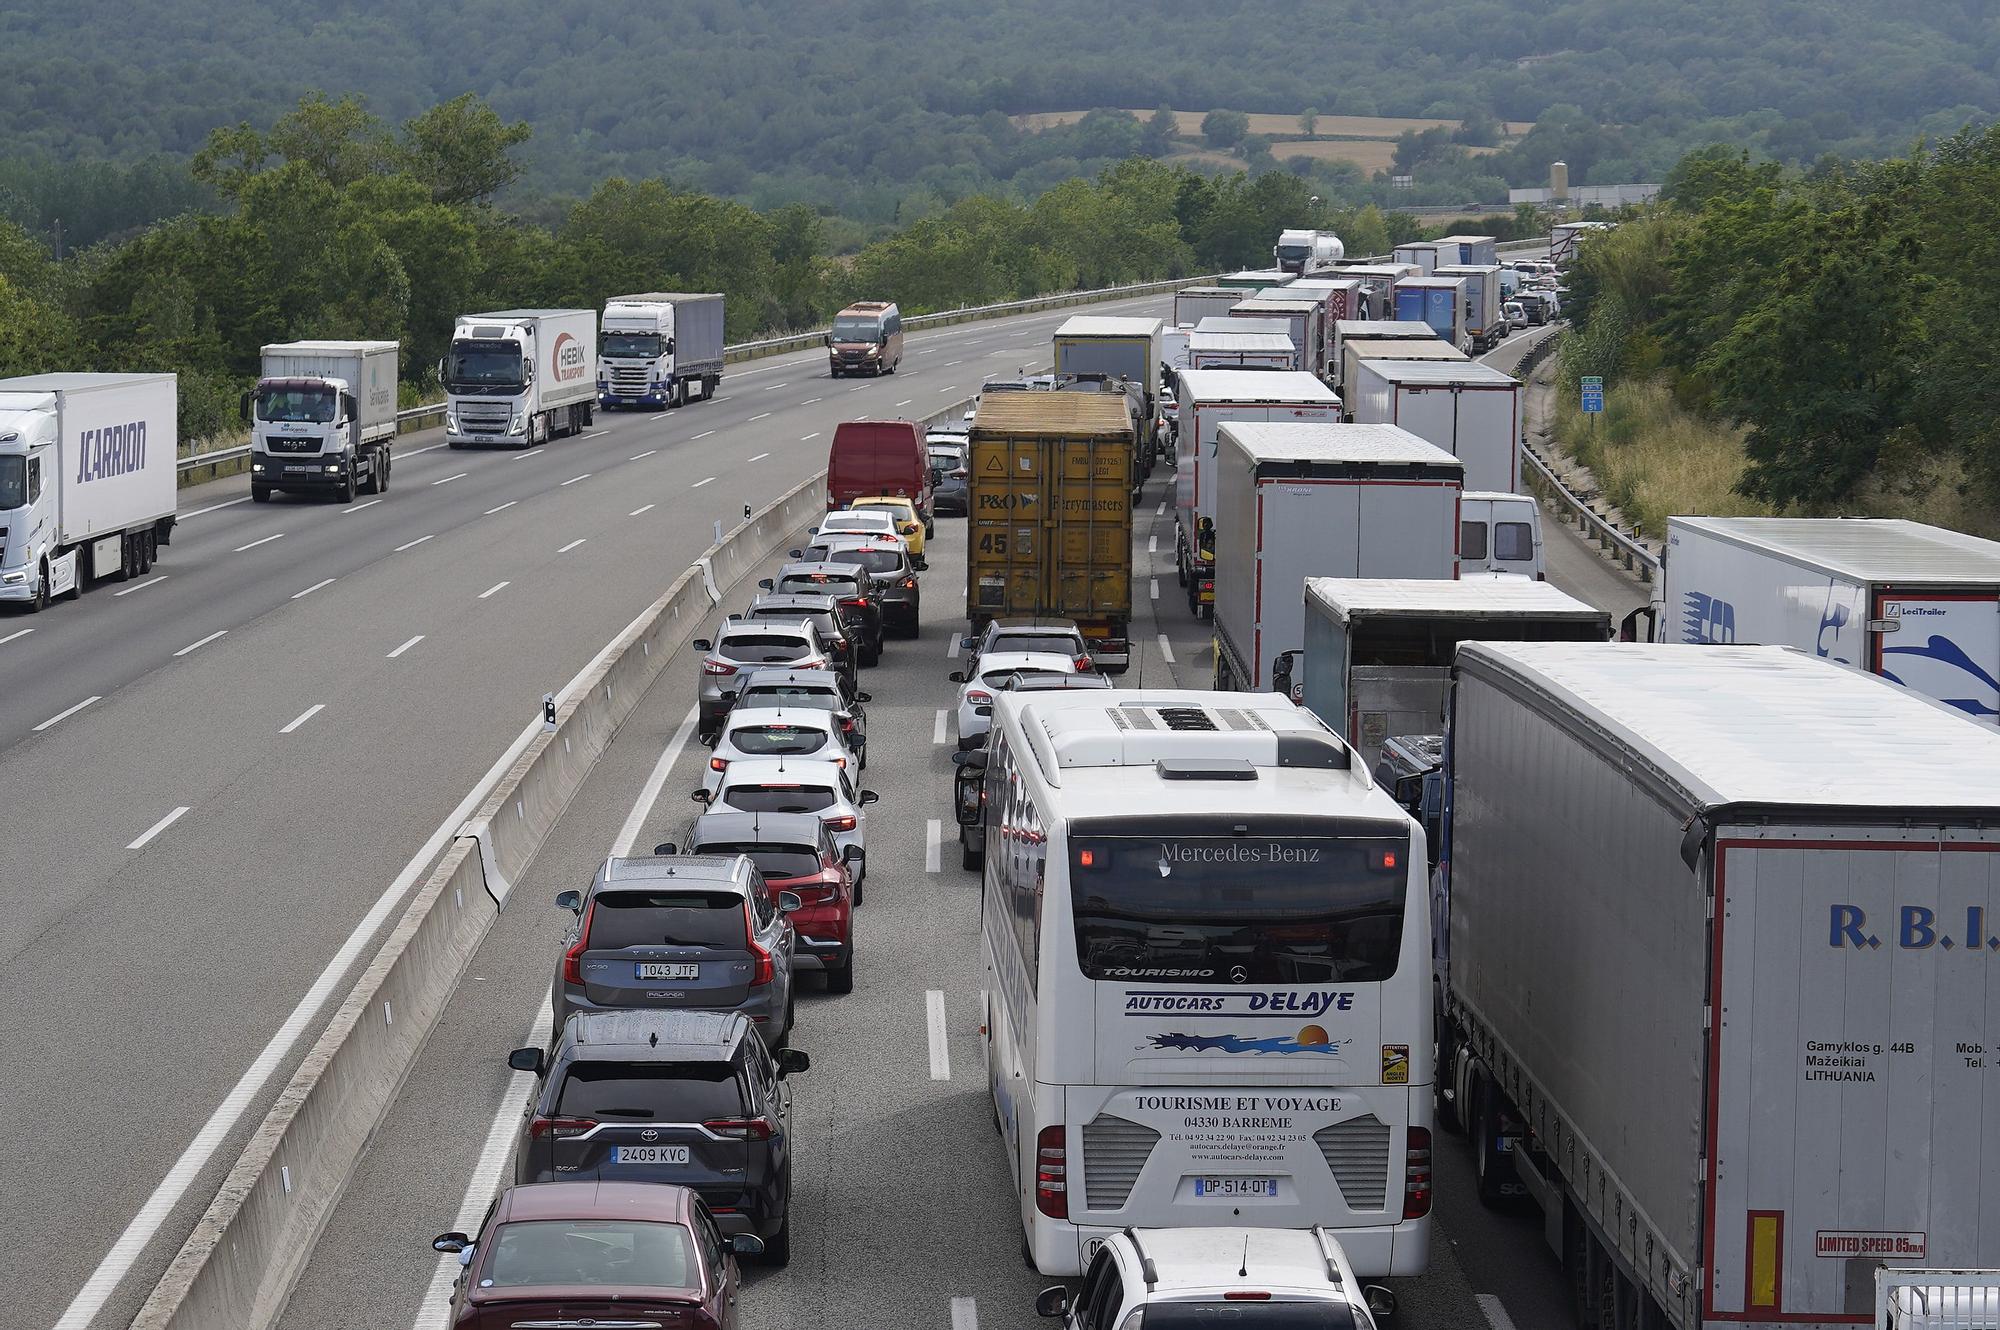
[509,1010,810,1265]
[552,853,799,1047]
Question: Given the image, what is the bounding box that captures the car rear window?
[741,686,838,709]
[826,549,902,575]
[852,502,909,521]
[698,843,821,880]
[1143,1304,1358,1329]
[485,1220,695,1290]
[1494,521,1534,562]
[723,784,835,814]
[554,1061,747,1120]
[778,574,860,596]
[991,633,1082,657]
[729,724,829,756]
[586,891,747,949]
[719,632,813,663]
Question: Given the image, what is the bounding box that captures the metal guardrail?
[1515,333,1661,582]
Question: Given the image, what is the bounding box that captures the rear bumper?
[791,931,851,972]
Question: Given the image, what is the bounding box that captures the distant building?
[1510,183,1661,207]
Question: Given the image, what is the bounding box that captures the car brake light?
[1223,1292,1273,1301]
[900,576,916,590]
[709,757,729,773]
[528,1116,597,1139]
[825,814,856,832]
[748,934,775,986]
[967,690,991,705]
[562,901,595,985]
[838,716,856,733]
[798,657,825,669]
[1035,1126,1068,1218]
[702,659,736,676]
[1405,1126,1433,1219]
[1073,655,1092,671]
[704,1117,774,1141]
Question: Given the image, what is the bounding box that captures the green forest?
[2,0,1994,229]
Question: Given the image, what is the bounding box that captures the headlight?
[2,569,26,584]
[446,413,458,432]
[251,462,265,472]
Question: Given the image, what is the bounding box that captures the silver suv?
[693,620,829,742]
[551,853,800,1047]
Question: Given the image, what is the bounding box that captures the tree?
[1145,104,1179,154]
[1299,108,1320,137]
[401,94,533,206]
[1202,110,1250,149]
[1454,109,1499,147]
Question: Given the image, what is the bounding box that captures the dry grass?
[1553,377,1772,538]
[1011,109,1530,141]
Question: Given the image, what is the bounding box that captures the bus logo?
[1144,1029,1342,1056]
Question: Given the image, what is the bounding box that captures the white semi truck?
[1273,227,1345,275]
[596,292,726,410]
[246,340,398,503]
[0,373,177,611]
[444,309,597,448]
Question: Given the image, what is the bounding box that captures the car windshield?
[447,341,525,390]
[990,633,1083,657]
[1069,832,1409,984]
[484,1220,695,1290]
[741,687,838,710]
[602,332,662,358]
[826,549,903,576]
[719,633,814,664]
[554,1061,746,1120]
[700,843,822,880]
[0,456,25,510]
[586,890,747,949]
[256,386,336,423]
[724,784,835,814]
[830,318,883,343]
[728,724,829,756]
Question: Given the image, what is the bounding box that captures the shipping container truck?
[1229,296,1324,374]
[1338,338,1470,405]
[1348,359,1522,492]
[444,309,597,448]
[1172,285,1244,329]
[1437,641,2000,1330]
[1171,370,1342,620]
[1394,277,1471,351]
[1333,263,1421,318]
[1434,264,1507,352]
[1393,243,1445,276]
[1187,328,1299,372]
[1211,421,1462,691]
[596,292,725,410]
[1632,517,2000,728]
[1273,227,1346,274]
[0,372,177,609]
[243,341,397,504]
[1431,235,1499,267]
[966,392,1133,672]
[1289,577,1605,760]
[1215,269,1296,290]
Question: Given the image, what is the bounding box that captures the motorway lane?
[278,465,1569,1330]
[1,293,1174,1330]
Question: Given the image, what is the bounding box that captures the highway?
[0,292,1172,1330]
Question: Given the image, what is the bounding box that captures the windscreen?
[447,340,525,390]
[719,632,814,664]
[729,724,829,756]
[724,784,835,814]
[602,332,663,358]
[485,1220,695,1290]
[700,843,821,880]
[831,317,883,343]
[586,891,746,948]
[555,1062,746,1120]
[256,386,336,423]
[826,549,902,576]
[0,456,24,510]
[1069,833,1409,983]
[1277,245,1310,263]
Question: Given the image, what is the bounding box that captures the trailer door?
[1874,591,2000,726]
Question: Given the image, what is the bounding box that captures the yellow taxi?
[848,495,926,558]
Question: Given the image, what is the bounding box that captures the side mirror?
[854,692,872,704]
[1364,1286,1398,1321]
[858,790,880,806]
[959,636,974,650]
[756,578,775,592]
[730,1232,766,1257]
[554,889,581,912]
[665,337,676,355]
[690,790,712,804]
[653,842,679,856]
[948,671,967,684]
[841,844,862,864]
[777,890,803,914]
[433,1232,472,1255]
[239,391,253,423]
[692,638,713,652]
[789,549,804,559]
[822,333,833,347]
[507,1047,545,1076]
[776,1047,811,1077]
[1035,1286,1070,1318]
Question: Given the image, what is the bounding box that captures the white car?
[813,510,899,543]
[1036,1227,1396,1330]
[697,756,877,875]
[702,707,860,796]
[949,650,1079,750]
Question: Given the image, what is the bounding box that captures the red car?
[432,1181,760,1329]
[680,809,859,990]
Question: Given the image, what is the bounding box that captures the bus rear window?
[1068,835,1408,984]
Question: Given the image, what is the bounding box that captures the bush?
[1202,110,1250,149]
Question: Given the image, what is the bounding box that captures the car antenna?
[1239,1234,1250,1279]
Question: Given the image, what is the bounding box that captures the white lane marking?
[179,496,253,518]
[945,632,960,658]
[629,504,656,516]
[926,819,943,873]
[1476,1294,1521,1330]
[1151,578,1159,601]
[951,1297,979,1330]
[0,627,33,646]
[691,477,715,489]
[291,577,335,600]
[1156,500,1166,516]
[477,581,509,599]
[802,397,821,405]
[800,432,820,441]
[926,990,951,1080]
[917,348,937,355]
[173,630,227,657]
[394,534,434,552]
[387,635,425,659]
[126,805,190,850]
[1147,534,1158,554]
[936,385,957,393]
[847,384,866,393]
[746,452,769,462]
[1157,634,1176,665]
[762,381,787,390]
[403,442,448,456]
[943,359,962,366]
[509,448,543,461]
[895,399,913,407]
[557,539,586,553]
[53,612,652,1330]
[233,532,284,552]
[578,429,606,438]
[692,429,715,440]
[560,473,591,486]
[279,703,325,734]
[34,695,102,731]
[630,449,657,460]
[613,707,702,857]
[341,499,384,516]
[933,709,948,745]
[114,575,168,597]
[748,412,770,422]
[484,501,516,515]
[430,472,467,486]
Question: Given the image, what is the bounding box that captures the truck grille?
[1314,1115,1391,1210]
[263,436,321,454]
[456,401,511,433]
[1081,1115,1159,1211]
[609,367,650,392]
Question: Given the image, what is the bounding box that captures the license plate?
[1194,1176,1281,1198]
[636,963,700,980]
[286,463,322,473]
[612,1145,689,1165]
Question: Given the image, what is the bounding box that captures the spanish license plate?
[612,1145,689,1165]
[636,963,700,980]
[1194,1176,1280,1199]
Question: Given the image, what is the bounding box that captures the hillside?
[1,0,1995,217]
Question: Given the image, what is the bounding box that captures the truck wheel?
[1473,1079,1511,1209]
[24,562,48,613]
[337,466,356,504]
[252,483,271,503]
[137,532,154,574]
[377,451,391,493]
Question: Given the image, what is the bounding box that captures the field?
[1013,109,1534,138]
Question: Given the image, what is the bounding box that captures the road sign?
[1580,375,1604,414]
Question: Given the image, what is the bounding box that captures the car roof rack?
[1309,1225,1345,1284]
[1121,1227,1160,1291]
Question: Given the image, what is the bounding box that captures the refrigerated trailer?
[1348,359,1522,493]
[597,292,725,409]
[1439,641,2000,1330]
[1338,339,1469,405]
[1393,277,1470,351]
[1172,286,1244,329]
[1433,264,1507,352]
[1187,328,1299,372]
[444,308,597,448]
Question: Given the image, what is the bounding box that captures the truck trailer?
[1215,269,1295,290]
[1332,263,1420,318]
[1431,235,1499,267]
[0,373,177,609]
[444,309,597,448]
[1273,228,1346,275]
[1438,641,2000,1329]
[1228,296,1324,375]
[1338,338,1470,405]
[1393,277,1471,351]
[1392,243,1445,276]
[1331,320,1446,391]
[1278,278,1365,375]
[1347,359,1522,493]
[246,341,398,503]
[1211,421,1462,691]
[597,292,725,410]
[1434,264,1507,352]
[1187,328,1299,372]
[1172,286,1243,330]
[1637,516,2000,727]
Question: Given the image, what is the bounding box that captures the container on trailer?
[1348,359,1521,492]
[1393,277,1469,350]
[247,341,399,502]
[1431,235,1498,267]
[1173,286,1247,328]
[1433,264,1506,352]
[597,292,725,409]
[1338,338,1469,404]
[1211,421,1462,692]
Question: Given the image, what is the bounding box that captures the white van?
[1458,491,1543,579]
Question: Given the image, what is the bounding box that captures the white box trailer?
[1331,320,1443,390]
[1393,276,1471,351]
[1053,315,1162,419]
[1229,296,1323,373]
[1332,263,1420,319]
[445,308,597,448]
[1441,641,2000,1329]
[1173,286,1246,328]
[1215,269,1296,290]
[1348,359,1522,492]
[1393,242,1445,275]
[597,292,725,410]
[1293,577,1605,761]
[0,372,177,607]
[1280,278,1365,373]
[1434,264,1506,351]
[1212,421,1462,691]
[1338,338,1469,404]
[248,340,398,503]
[1171,370,1342,618]
[1646,516,2000,727]
[1187,328,1298,372]
[1431,235,1498,267]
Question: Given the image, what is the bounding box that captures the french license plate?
[1194,1176,1280,1199]
[286,463,321,474]
[636,963,700,980]
[612,1145,689,1165]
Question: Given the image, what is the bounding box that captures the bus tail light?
[1035,1126,1068,1218]
[1404,1127,1433,1219]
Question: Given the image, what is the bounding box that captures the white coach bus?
[970,688,1432,1277]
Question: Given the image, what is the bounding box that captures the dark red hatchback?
[432,1181,761,1329]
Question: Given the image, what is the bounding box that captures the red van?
[825,420,933,530]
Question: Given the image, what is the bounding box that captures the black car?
[926,439,969,516]
[738,593,861,696]
[728,668,868,766]
[509,1010,810,1266]
[763,563,881,664]
[809,540,919,638]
